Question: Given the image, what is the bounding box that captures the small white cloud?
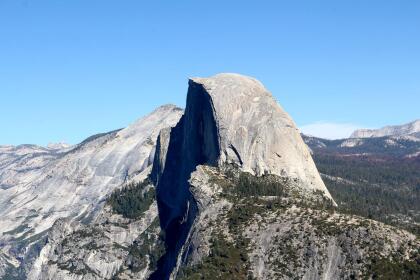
[299,122,364,140]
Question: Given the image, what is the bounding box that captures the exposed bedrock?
[192,73,334,200]
[151,81,220,279]
[151,73,336,279]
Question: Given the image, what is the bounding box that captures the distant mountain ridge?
[351,119,420,138]
[303,133,420,159]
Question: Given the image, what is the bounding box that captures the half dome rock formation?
[154,74,333,207]
[2,74,419,280]
[152,73,336,278]
[190,73,333,198]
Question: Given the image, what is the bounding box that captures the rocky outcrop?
[151,73,336,279]
[28,200,159,280]
[173,166,420,280]
[153,74,335,225]
[243,206,418,280]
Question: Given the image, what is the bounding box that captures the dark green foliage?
[56,261,97,276]
[61,228,104,246]
[178,170,274,279]
[313,153,420,234]
[223,168,335,211]
[368,257,420,280]
[235,172,286,197]
[311,217,344,236]
[107,179,155,219]
[314,154,420,187]
[227,200,264,230]
[213,166,289,199]
[178,234,252,280]
[178,201,255,280]
[126,219,166,273]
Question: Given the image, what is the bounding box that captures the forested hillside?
[303,135,420,235]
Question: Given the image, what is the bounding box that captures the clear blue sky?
[1,0,419,144]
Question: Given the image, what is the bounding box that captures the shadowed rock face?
[152,73,335,278]
[151,81,220,278]
[152,81,221,230]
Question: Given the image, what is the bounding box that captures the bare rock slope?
[154,74,334,227]
[152,74,337,278]
[0,105,183,279]
[190,74,333,198]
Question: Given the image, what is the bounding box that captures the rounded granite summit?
[188,73,335,201]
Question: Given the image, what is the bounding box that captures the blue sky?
[1,0,419,145]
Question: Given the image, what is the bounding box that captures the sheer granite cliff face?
[153,74,335,224]
[151,73,336,278]
[190,74,333,200]
[150,80,220,279]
